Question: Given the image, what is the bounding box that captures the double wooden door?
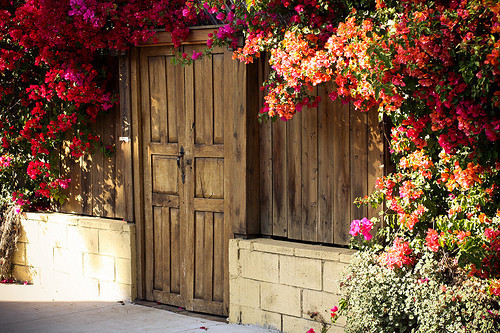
[139,44,232,315]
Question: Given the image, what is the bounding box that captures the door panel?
[140,45,230,316]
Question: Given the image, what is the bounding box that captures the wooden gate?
[131,37,252,315]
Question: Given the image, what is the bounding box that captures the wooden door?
[139,44,231,316]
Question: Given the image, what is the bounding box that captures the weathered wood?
[153,206,163,290]
[170,208,181,294]
[287,112,302,240]
[318,84,335,244]
[131,46,146,299]
[332,91,351,245]
[161,207,171,294]
[349,103,368,222]
[301,97,319,243]
[213,212,224,302]
[272,119,287,237]
[367,108,384,230]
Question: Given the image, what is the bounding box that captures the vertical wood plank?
[170,207,181,294]
[272,119,287,237]
[367,108,384,229]
[116,55,133,221]
[213,212,224,302]
[91,116,104,216]
[140,48,155,299]
[194,211,205,299]
[318,85,335,243]
[166,55,181,144]
[222,49,235,315]
[183,46,196,310]
[194,47,214,145]
[102,108,116,217]
[162,206,171,293]
[333,91,351,245]
[350,104,368,222]
[213,53,224,145]
[153,206,163,290]
[259,119,273,235]
[81,154,93,215]
[131,46,146,299]
[258,56,272,235]
[245,60,261,235]
[203,212,214,301]
[149,56,166,143]
[301,97,319,242]
[287,113,302,240]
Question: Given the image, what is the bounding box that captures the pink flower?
[306,329,316,333]
[349,217,373,241]
[191,50,202,60]
[425,228,440,252]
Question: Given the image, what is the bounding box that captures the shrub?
[340,251,500,333]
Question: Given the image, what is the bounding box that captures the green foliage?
[340,251,500,332]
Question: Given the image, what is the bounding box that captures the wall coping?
[235,238,356,263]
[23,212,133,232]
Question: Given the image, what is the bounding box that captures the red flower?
[426,228,440,252]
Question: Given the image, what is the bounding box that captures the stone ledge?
[24,212,132,232]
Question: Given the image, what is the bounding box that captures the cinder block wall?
[12,212,136,301]
[229,238,354,333]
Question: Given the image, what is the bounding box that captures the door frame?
[128,28,261,315]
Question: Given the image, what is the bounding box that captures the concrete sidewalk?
[0,285,279,333]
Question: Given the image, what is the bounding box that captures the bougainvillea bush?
[195,0,500,330]
[1,0,499,329]
[0,0,203,211]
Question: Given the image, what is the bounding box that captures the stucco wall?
[11,212,136,301]
[229,238,354,333]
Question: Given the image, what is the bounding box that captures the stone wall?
[229,238,354,333]
[11,212,136,301]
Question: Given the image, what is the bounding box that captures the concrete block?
[12,242,26,265]
[230,277,260,308]
[229,304,242,324]
[99,230,131,259]
[77,217,111,230]
[39,222,67,248]
[25,243,53,268]
[280,255,322,290]
[99,281,132,301]
[238,239,252,250]
[339,250,355,264]
[282,315,326,333]
[252,239,295,256]
[122,223,134,233]
[83,253,115,282]
[115,257,132,285]
[240,305,282,331]
[323,261,349,294]
[302,289,341,319]
[53,248,83,276]
[18,220,38,243]
[240,250,278,283]
[330,324,347,333]
[261,282,301,317]
[228,239,241,277]
[42,270,69,291]
[67,226,98,254]
[294,244,344,261]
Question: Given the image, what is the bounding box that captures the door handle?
[177,146,185,184]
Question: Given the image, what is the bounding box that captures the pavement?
[0,284,279,333]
